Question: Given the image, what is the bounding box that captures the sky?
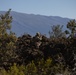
[0,0,76,19]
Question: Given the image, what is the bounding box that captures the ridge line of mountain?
[0,11,72,36]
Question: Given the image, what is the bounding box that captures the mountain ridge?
[0,11,71,36]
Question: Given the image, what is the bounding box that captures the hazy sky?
[0,0,76,19]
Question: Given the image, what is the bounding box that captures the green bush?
[0,58,72,75]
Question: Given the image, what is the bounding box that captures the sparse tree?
[67,19,76,38]
[0,9,17,68]
[49,25,66,38]
[0,9,12,35]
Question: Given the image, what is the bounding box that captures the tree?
[67,19,76,38]
[49,25,66,38]
[0,9,17,69]
[0,9,12,35]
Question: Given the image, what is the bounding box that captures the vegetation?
[49,25,66,38]
[0,10,76,75]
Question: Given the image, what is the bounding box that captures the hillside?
[0,11,71,36]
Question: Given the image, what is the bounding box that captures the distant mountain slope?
[0,11,71,36]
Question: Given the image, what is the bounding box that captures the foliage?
[49,25,66,38]
[0,9,17,69]
[15,33,44,64]
[0,9,12,35]
[0,10,76,74]
[67,19,76,38]
[0,58,72,75]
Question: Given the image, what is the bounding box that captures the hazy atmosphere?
[0,0,76,19]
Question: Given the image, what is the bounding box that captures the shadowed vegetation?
[0,10,76,75]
